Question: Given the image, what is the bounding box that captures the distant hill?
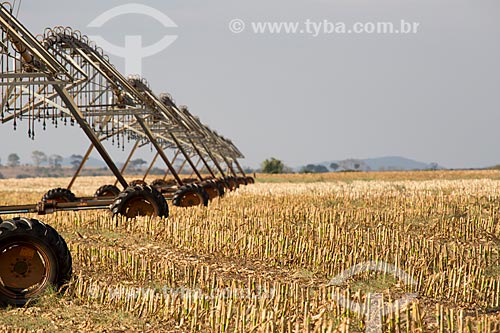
[361,156,440,171]
[299,156,443,172]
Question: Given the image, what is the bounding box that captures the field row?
[0,175,499,331]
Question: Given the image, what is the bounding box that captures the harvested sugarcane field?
[1,0,499,332]
[0,171,499,332]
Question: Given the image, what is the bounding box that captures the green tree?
[301,164,316,173]
[48,154,63,169]
[70,154,83,170]
[301,164,329,173]
[330,162,339,171]
[261,157,284,174]
[129,158,147,170]
[7,153,20,167]
[32,151,48,167]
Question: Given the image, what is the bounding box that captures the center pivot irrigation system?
[0,3,253,306]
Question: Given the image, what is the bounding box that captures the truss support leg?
[53,85,128,189]
[234,159,247,177]
[142,152,159,181]
[176,159,188,176]
[134,115,183,186]
[114,140,139,186]
[163,150,180,180]
[202,144,227,178]
[67,144,94,190]
[189,157,202,179]
[189,139,217,179]
[222,155,238,177]
[170,134,203,181]
[113,139,140,187]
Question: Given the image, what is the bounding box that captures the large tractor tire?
[196,185,210,206]
[150,179,177,194]
[94,184,120,198]
[151,179,169,188]
[236,177,248,186]
[110,184,169,218]
[0,217,72,307]
[41,188,76,203]
[201,180,221,200]
[181,178,198,184]
[172,184,209,207]
[246,176,255,184]
[215,180,226,197]
[224,177,239,192]
[128,179,148,186]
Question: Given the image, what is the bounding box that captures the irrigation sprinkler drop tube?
[113,139,140,187]
[52,84,128,189]
[134,115,183,186]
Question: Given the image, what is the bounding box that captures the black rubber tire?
[195,185,210,206]
[200,181,220,201]
[215,180,226,197]
[236,177,248,186]
[211,179,226,197]
[246,176,255,184]
[151,179,177,194]
[181,178,198,184]
[224,177,239,191]
[151,179,169,188]
[172,184,209,207]
[94,184,120,198]
[110,184,169,218]
[219,179,230,192]
[164,179,178,186]
[129,179,148,186]
[0,217,72,307]
[42,188,76,203]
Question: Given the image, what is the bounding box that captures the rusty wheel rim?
[205,187,219,200]
[123,197,156,218]
[0,242,53,299]
[98,190,116,198]
[53,197,70,203]
[179,192,202,207]
[130,180,147,186]
[228,181,237,191]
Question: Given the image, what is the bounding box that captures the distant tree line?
[300,164,329,173]
[261,158,285,174]
[1,152,65,168]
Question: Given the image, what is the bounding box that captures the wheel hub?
[0,244,48,290]
[14,261,29,275]
[180,192,201,207]
[204,187,218,200]
[124,197,156,218]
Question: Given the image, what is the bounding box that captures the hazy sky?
[1,0,499,169]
